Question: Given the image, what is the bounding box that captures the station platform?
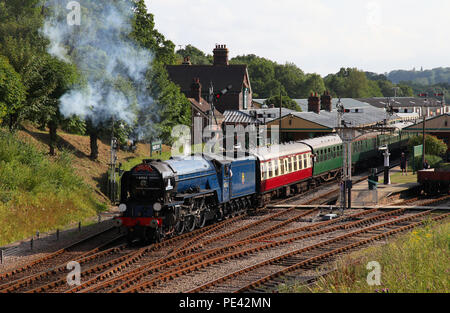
[348,166,419,206]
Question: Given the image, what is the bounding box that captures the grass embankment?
[0,129,106,246]
[281,220,450,293]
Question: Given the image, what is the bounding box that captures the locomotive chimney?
[320,90,332,112]
[190,77,202,102]
[213,44,229,66]
[308,92,320,114]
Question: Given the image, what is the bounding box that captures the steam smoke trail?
[41,0,158,138]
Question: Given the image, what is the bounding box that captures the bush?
[413,154,442,170]
[0,130,105,245]
[408,135,447,157]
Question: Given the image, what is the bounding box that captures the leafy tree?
[176,44,212,65]
[131,0,176,65]
[397,83,414,97]
[131,1,191,144]
[0,55,26,129]
[408,135,447,157]
[146,62,191,144]
[301,74,326,97]
[0,0,48,129]
[274,62,305,98]
[264,95,301,112]
[324,74,346,97]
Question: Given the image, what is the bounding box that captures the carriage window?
[303,156,307,168]
[288,158,292,172]
[268,162,273,178]
[280,159,285,175]
[261,163,266,180]
[273,160,278,177]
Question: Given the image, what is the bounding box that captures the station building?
[225,93,416,143]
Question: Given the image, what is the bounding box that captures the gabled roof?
[166,64,248,94]
[223,110,261,125]
[223,108,297,124]
[188,97,223,119]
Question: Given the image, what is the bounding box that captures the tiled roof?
[223,108,297,124]
[189,97,223,119]
[223,110,260,124]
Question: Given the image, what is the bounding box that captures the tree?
[131,0,191,144]
[408,135,447,157]
[344,69,370,98]
[176,44,211,65]
[0,0,48,129]
[0,55,26,129]
[146,62,191,144]
[301,74,326,97]
[264,95,301,112]
[131,0,176,65]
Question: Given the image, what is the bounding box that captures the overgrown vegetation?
[0,129,106,245]
[280,220,450,293]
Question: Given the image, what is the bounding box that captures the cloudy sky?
[145,0,450,76]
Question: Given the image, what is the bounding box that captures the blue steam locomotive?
[116,155,258,243]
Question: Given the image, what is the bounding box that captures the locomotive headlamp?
[118,203,127,212]
[153,202,162,212]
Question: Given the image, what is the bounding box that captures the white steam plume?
[41,0,158,138]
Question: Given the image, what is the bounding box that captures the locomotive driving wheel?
[196,212,206,228]
[184,215,196,232]
[174,219,185,236]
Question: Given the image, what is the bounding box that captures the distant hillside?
[387,67,450,85]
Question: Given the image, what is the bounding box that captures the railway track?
[0,226,124,290]
[66,208,319,293]
[187,210,449,293]
[110,195,449,293]
[106,208,421,292]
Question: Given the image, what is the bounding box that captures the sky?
[144,0,450,76]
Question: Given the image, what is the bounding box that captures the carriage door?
[222,164,231,202]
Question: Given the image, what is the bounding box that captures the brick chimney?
[190,78,201,102]
[308,92,320,114]
[182,56,192,65]
[320,90,332,112]
[213,44,229,66]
